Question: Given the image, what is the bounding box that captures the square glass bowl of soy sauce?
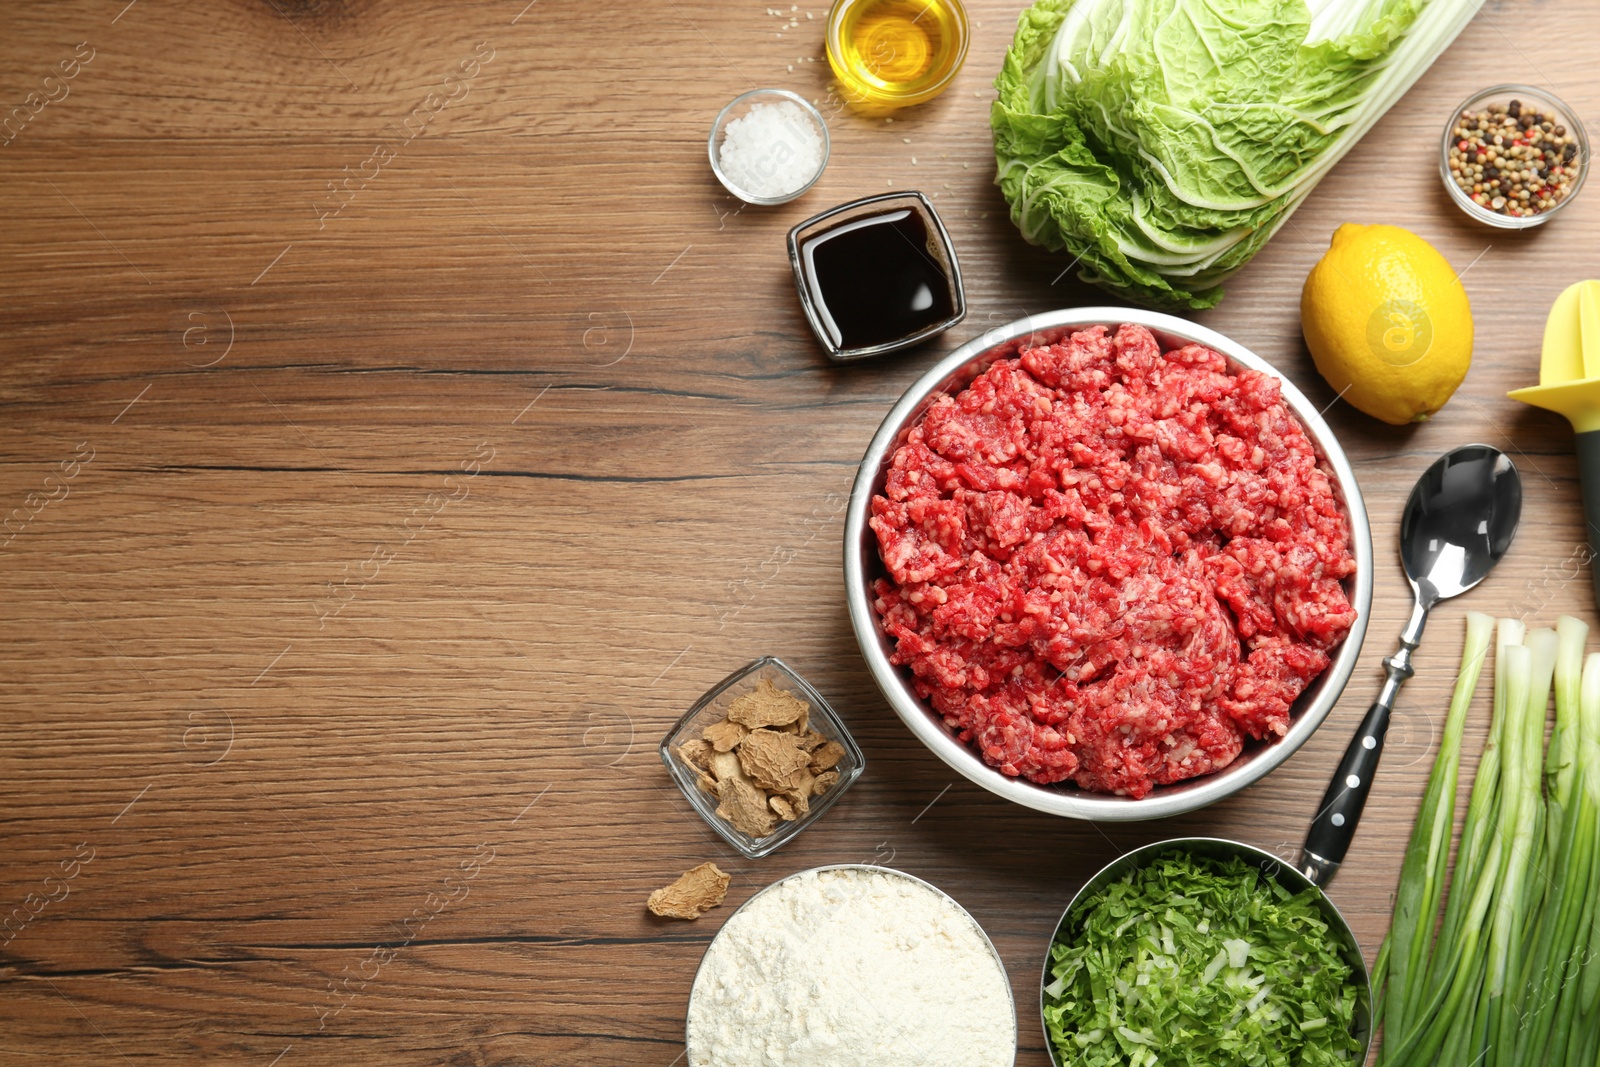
[787,191,966,362]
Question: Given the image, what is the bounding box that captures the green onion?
[1376,616,1600,1066]
[1379,618,1517,1066]
[1377,611,1493,1049]
[1569,653,1600,1059]
[1548,616,1590,843]
[1452,631,1539,1064]
[1483,629,1555,1063]
[1509,620,1591,1064]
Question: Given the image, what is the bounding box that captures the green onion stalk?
[1456,618,1525,903]
[1567,653,1600,1061]
[1547,616,1589,847]
[1377,616,1508,1066]
[1377,616,1600,1067]
[1481,628,1556,1063]
[1379,618,1523,1066]
[1462,636,1537,1063]
[1509,619,1592,1065]
[1375,610,1493,1048]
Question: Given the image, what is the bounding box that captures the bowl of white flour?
[685,864,1016,1066]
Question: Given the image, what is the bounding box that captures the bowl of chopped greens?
[1040,838,1371,1066]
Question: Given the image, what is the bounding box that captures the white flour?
[686,867,1014,1066]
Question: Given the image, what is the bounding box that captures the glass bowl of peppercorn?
[1441,84,1589,229]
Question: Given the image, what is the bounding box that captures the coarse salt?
[718,101,825,201]
[686,867,1014,1067]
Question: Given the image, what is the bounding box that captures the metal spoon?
[1301,444,1522,885]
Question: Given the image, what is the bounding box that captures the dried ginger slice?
[813,769,839,794]
[770,794,797,821]
[786,784,812,819]
[809,740,846,774]
[796,730,828,752]
[709,750,745,783]
[678,739,713,772]
[780,703,810,737]
[702,719,748,752]
[727,678,808,730]
[647,862,731,920]
[737,729,813,793]
[716,776,777,837]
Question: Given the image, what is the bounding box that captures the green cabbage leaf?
[992,0,1485,309]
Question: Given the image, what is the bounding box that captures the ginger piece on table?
[647,862,731,920]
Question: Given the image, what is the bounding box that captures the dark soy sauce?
[800,208,954,351]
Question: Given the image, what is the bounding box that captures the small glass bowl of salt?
[709,89,830,206]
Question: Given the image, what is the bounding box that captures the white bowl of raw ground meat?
[845,309,1373,821]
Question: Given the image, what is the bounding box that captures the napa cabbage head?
[992,0,1485,309]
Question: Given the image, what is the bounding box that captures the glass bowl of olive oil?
[826,0,969,110]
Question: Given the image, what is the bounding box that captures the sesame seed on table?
[0,2,1597,1065]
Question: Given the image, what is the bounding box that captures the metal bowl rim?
[843,307,1375,822]
[684,863,1017,1065]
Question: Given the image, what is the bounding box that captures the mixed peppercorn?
[1448,98,1581,219]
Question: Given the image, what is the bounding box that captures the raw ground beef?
[870,324,1357,798]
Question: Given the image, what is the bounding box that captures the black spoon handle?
[1302,699,1394,885]
[1301,601,1427,888]
[1576,430,1600,612]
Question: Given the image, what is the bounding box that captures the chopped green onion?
[1043,853,1360,1065]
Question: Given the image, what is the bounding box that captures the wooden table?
[2,1,1595,1062]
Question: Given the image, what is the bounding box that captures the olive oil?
[799,208,955,352]
[827,0,968,108]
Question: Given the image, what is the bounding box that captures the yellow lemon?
[1301,223,1472,425]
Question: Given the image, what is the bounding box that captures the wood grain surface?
[2,1,1597,1063]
